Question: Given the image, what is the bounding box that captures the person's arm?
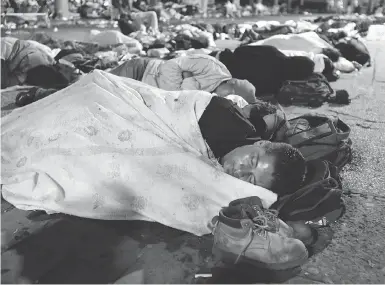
[175,54,232,92]
[157,55,232,91]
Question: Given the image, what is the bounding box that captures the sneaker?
[212,205,308,270]
[229,196,294,237]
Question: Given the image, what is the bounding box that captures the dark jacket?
[214,45,314,97]
[198,96,266,159]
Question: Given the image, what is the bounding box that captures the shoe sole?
[212,247,308,271]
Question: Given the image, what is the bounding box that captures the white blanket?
[250,32,334,54]
[279,50,326,73]
[1,70,277,236]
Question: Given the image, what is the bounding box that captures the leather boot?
[229,196,294,238]
[212,205,308,270]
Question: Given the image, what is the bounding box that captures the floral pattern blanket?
[1,70,277,236]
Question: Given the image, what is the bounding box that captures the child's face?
[220,141,277,190]
[214,82,234,97]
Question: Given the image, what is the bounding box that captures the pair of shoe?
[211,197,308,270]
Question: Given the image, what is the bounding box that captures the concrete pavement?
[284,39,385,284]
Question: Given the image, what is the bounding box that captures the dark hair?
[263,142,307,196]
[321,48,342,62]
[118,14,136,36]
[25,65,69,89]
[249,100,278,118]
[284,56,315,80]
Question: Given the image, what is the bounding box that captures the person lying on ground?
[2,71,308,236]
[110,54,257,103]
[1,37,55,89]
[278,49,340,82]
[10,77,299,197]
[198,95,304,196]
[210,45,315,97]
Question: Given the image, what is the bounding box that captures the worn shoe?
[229,196,294,238]
[212,205,308,270]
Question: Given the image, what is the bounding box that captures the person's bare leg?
[133,11,158,32]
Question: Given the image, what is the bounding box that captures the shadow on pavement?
[3,210,334,284]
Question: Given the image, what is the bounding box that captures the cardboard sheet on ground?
[0,71,277,236]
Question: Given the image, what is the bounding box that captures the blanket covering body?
[1,37,56,88]
[280,49,326,73]
[250,32,334,54]
[1,71,277,236]
[142,54,232,93]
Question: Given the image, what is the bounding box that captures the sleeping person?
[210,45,315,97]
[199,95,305,197]
[109,54,257,104]
[1,70,305,236]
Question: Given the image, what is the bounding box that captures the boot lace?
[235,215,269,264]
[252,206,280,232]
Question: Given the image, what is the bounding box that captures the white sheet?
[250,32,334,54]
[279,49,326,73]
[1,70,277,236]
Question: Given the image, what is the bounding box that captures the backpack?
[276,73,335,108]
[270,159,345,227]
[286,114,352,169]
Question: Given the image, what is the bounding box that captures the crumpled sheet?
[284,20,319,33]
[86,30,143,50]
[334,56,358,73]
[249,31,335,54]
[1,70,277,236]
[174,24,216,47]
[327,22,359,37]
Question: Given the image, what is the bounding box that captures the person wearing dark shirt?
[211,45,315,97]
[198,96,306,196]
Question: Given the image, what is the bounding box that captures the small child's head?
[214,78,256,104]
[221,141,307,196]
